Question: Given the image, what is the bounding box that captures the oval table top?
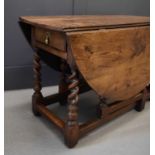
[67,26,150,101]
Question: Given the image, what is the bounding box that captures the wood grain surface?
[67,26,150,101]
[20,15,149,31]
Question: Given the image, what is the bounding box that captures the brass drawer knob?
[44,32,50,45]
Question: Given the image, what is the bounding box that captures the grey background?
[5,0,150,90]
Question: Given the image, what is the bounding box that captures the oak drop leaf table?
[19,15,150,148]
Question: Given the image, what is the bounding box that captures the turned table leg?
[64,70,80,148]
[32,50,43,116]
[135,88,147,112]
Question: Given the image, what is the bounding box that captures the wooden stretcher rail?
[37,104,65,131]
[79,93,142,137]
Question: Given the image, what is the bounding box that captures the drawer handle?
[44,32,50,45]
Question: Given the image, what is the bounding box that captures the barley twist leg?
[64,70,80,148]
[32,50,43,116]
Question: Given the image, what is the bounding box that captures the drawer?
[34,28,66,51]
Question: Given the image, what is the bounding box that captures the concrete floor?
[5,86,150,155]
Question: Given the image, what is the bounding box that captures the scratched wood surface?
[20,15,149,31]
[67,26,150,101]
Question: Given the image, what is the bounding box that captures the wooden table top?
[20,15,149,31]
[20,15,150,101]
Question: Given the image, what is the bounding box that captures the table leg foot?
[135,100,145,112]
[135,88,147,112]
[64,125,79,148]
[32,93,42,116]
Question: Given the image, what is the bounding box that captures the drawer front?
[34,28,66,51]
